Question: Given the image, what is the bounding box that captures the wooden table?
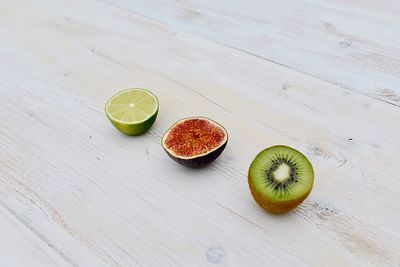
[1,1,400,266]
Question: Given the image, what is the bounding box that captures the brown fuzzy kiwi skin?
[248,174,312,214]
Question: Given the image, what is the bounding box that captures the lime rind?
[105,88,159,135]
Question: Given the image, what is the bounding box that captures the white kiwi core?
[273,163,291,183]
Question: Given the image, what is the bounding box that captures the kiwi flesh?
[248,145,314,214]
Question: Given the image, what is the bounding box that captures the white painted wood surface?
[1,0,400,266]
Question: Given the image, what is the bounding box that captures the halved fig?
[162,117,228,168]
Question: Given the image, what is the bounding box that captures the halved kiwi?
[162,117,228,168]
[248,145,314,214]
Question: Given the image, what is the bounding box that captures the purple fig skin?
[161,117,228,168]
[163,140,227,168]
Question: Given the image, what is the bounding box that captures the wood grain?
[0,0,399,266]
[0,204,72,267]
[101,0,400,106]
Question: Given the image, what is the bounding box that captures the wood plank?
[0,203,72,267]
[100,0,400,107]
[0,0,399,266]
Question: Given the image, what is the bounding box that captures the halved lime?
[105,88,159,135]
